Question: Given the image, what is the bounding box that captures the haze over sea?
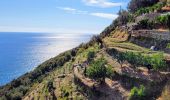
[0,32,92,86]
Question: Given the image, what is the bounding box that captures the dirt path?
[73,66,129,100]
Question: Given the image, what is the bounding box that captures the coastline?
[0,32,93,86]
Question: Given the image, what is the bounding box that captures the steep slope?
[0,0,170,100]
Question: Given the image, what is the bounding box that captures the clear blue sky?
[0,0,130,34]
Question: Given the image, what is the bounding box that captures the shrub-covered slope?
[0,0,170,100]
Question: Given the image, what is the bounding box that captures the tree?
[116,10,132,26]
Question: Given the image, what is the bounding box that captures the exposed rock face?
[129,30,170,52]
[136,13,161,23]
[131,30,170,40]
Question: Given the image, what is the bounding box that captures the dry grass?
[157,81,170,100]
[107,28,129,43]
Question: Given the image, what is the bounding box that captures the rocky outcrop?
[129,30,170,52]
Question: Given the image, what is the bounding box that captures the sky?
[0,0,130,34]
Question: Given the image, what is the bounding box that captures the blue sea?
[0,32,92,86]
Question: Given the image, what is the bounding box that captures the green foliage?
[47,80,55,92]
[115,52,126,67]
[60,87,70,98]
[138,19,154,29]
[87,51,95,62]
[0,49,75,99]
[128,0,159,13]
[151,53,167,70]
[167,43,170,48]
[106,65,114,78]
[114,10,134,26]
[123,52,143,66]
[86,58,114,82]
[114,51,167,70]
[156,14,170,29]
[86,58,107,82]
[130,85,146,100]
[136,14,170,29]
[135,2,165,15]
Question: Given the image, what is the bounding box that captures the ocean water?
[0,32,92,86]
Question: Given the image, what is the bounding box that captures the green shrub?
[115,10,134,26]
[138,19,154,29]
[156,14,170,30]
[114,51,167,70]
[87,51,95,62]
[129,85,146,100]
[135,2,165,15]
[106,65,114,78]
[116,52,126,67]
[167,43,170,48]
[86,58,107,83]
[86,58,114,83]
[128,0,159,13]
[47,80,55,92]
[150,53,167,70]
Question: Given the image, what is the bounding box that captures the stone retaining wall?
[132,30,170,40]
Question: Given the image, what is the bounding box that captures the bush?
[47,80,54,92]
[0,49,75,99]
[130,85,146,100]
[106,65,114,78]
[138,19,154,29]
[86,58,107,83]
[128,0,159,13]
[114,51,167,70]
[60,87,69,98]
[86,58,114,83]
[115,52,126,67]
[151,53,167,70]
[115,10,134,26]
[135,2,165,15]
[167,43,170,48]
[87,51,95,62]
[156,14,170,30]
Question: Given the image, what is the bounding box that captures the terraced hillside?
[0,0,170,99]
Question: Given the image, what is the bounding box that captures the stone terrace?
[131,30,170,40]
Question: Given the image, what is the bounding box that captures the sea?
[0,32,92,86]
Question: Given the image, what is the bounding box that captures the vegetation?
[47,80,55,93]
[86,58,107,83]
[135,14,170,29]
[129,85,146,100]
[106,65,114,78]
[138,18,154,29]
[0,33,103,100]
[135,2,166,16]
[128,0,159,13]
[114,52,167,70]
[156,14,170,30]
[159,81,170,100]
[114,10,134,26]
[87,51,95,62]
[0,49,74,99]
[1,0,170,99]
[167,43,170,48]
[86,58,113,83]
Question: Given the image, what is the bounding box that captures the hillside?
[0,0,170,100]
